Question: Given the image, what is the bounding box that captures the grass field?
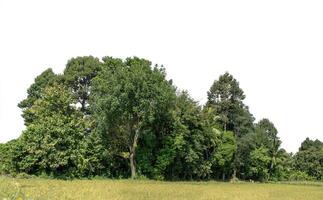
[1,177,323,200]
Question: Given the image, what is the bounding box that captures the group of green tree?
[0,56,322,181]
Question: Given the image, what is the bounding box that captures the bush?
[288,171,315,181]
[15,173,36,179]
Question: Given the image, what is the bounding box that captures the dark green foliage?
[154,92,220,180]
[254,119,282,179]
[206,72,254,137]
[206,72,254,180]
[294,138,323,180]
[63,56,101,114]
[1,56,321,182]
[273,149,294,181]
[91,57,176,179]
[238,119,287,181]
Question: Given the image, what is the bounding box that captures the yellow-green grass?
[1,177,323,200]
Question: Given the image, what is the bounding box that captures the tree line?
[0,56,322,181]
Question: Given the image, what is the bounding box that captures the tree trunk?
[222,172,225,181]
[80,98,86,113]
[129,129,139,179]
[130,152,136,179]
[232,168,237,180]
[269,156,275,179]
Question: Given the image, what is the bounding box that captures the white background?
[1,0,323,152]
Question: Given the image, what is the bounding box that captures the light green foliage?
[249,146,271,181]
[213,131,237,180]
[12,83,88,178]
[0,143,7,174]
[18,68,57,125]
[0,140,17,174]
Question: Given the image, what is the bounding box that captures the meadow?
[1,177,323,200]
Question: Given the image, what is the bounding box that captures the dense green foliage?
[91,57,176,179]
[11,83,90,178]
[294,138,323,180]
[63,56,102,114]
[0,56,322,181]
[18,68,58,126]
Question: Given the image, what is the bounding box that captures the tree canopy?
[1,56,322,182]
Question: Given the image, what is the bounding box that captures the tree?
[63,56,102,114]
[294,138,323,180]
[206,72,254,179]
[91,57,175,178]
[18,68,57,125]
[254,119,281,178]
[272,149,294,181]
[213,131,237,180]
[4,55,318,182]
[206,72,254,136]
[0,140,17,174]
[238,119,284,181]
[154,92,220,180]
[13,83,89,178]
[248,146,271,181]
